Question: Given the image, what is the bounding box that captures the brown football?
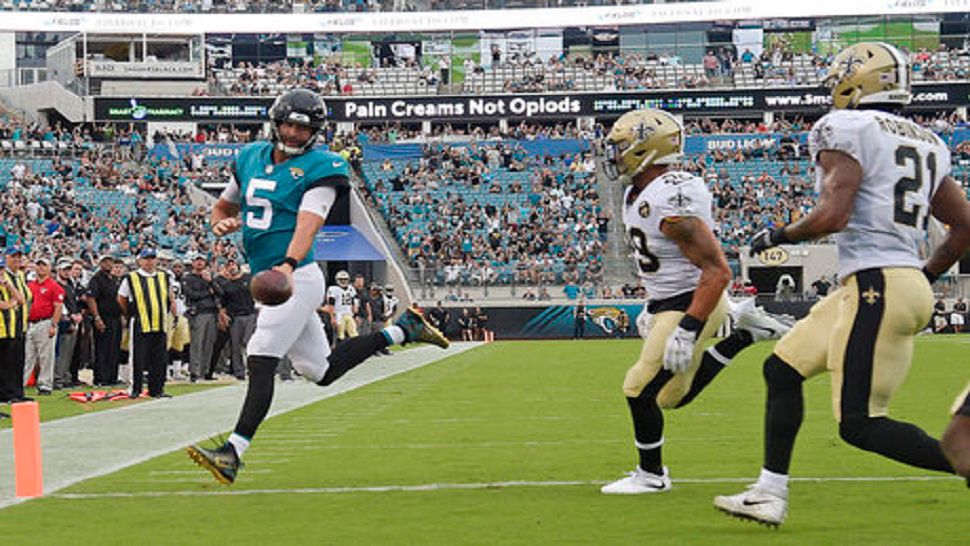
[250,269,293,306]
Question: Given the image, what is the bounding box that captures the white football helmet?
[336,270,350,287]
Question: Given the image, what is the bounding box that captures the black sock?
[318,332,390,386]
[763,354,805,475]
[839,416,954,473]
[674,331,752,409]
[626,369,673,474]
[627,394,664,474]
[233,355,278,440]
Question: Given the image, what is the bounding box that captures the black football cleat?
[187,443,242,485]
[396,308,450,349]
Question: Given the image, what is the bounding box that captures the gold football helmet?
[604,109,683,184]
[825,42,911,109]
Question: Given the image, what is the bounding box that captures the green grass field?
[1,338,968,545]
[0,383,225,429]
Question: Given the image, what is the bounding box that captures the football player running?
[600,109,790,494]
[327,270,359,342]
[187,89,448,485]
[715,42,970,526]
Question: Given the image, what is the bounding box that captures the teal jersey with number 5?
[233,141,349,273]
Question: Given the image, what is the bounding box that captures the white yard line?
[48,475,964,500]
[0,342,480,510]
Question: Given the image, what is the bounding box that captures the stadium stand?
[206,44,970,97]
[360,142,605,289]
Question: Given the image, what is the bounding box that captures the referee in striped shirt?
[117,248,176,399]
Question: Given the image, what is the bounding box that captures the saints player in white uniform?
[326,270,358,341]
[715,42,970,526]
[165,259,190,380]
[600,109,790,494]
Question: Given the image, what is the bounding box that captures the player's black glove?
[922,266,938,284]
[749,227,792,257]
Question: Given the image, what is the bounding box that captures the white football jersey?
[809,109,951,279]
[326,285,357,317]
[169,274,186,317]
[622,170,714,301]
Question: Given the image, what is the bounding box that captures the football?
[250,269,293,306]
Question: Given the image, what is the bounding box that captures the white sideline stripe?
[0,342,481,511]
[49,475,964,500]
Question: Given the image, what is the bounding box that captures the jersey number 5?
[628,227,660,273]
[894,145,937,229]
[246,178,277,230]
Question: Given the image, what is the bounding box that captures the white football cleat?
[732,298,792,343]
[714,485,788,527]
[600,467,671,494]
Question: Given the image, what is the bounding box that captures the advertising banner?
[86,60,204,79]
[94,83,970,122]
[148,142,245,162]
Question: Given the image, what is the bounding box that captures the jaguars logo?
[588,307,631,335]
[638,202,651,218]
[290,167,304,180]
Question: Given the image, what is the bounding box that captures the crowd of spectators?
[205,41,970,99]
[1,146,234,266]
[361,142,607,288]
[347,120,594,144]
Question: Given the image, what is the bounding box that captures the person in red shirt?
[24,256,64,395]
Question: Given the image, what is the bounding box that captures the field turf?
[0,383,225,429]
[1,337,967,545]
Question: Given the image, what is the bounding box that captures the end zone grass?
[1,338,967,544]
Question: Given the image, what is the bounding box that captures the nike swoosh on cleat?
[742,499,772,506]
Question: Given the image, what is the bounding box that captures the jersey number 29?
[628,227,660,273]
[246,178,277,230]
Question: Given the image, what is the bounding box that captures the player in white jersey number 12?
[599,108,790,495]
[715,42,970,526]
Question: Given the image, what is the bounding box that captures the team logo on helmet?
[638,202,651,218]
[604,109,684,185]
[824,42,911,109]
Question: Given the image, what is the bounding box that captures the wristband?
[280,257,299,270]
[678,313,705,333]
[922,267,938,284]
[770,226,793,245]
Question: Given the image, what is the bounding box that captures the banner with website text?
[94,83,970,123]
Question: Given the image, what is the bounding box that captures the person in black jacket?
[213,258,255,380]
[429,301,450,340]
[86,254,123,386]
[54,258,82,389]
[182,253,220,381]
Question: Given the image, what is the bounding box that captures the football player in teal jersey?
[187,89,449,485]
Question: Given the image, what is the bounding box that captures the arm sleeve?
[218,162,242,203]
[656,177,706,220]
[117,278,130,299]
[86,278,100,299]
[809,112,865,165]
[219,179,241,204]
[299,185,338,220]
